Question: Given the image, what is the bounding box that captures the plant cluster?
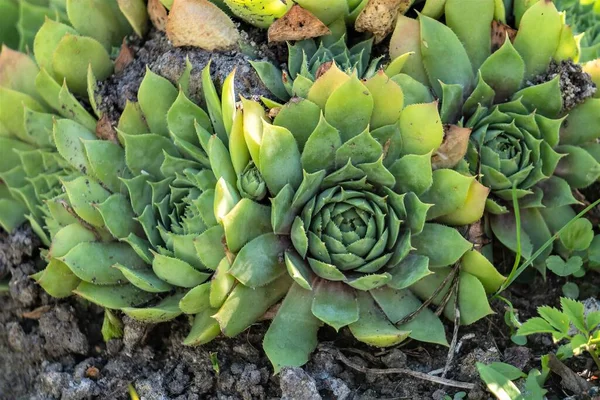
[0,0,599,395]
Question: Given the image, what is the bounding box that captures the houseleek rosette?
[389,0,600,267]
[198,63,504,371]
[252,27,380,102]
[33,62,237,342]
[0,45,76,240]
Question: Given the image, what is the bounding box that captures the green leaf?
[183,307,221,346]
[52,34,113,96]
[445,0,494,70]
[201,61,227,143]
[460,250,506,294]
[62,176,111,228]
[419,14,474,97]
[389,153,433,196]
[73,282,155,309]
[513,0,563,79]
[561,297,587,333]
[562,282,580,300]
[229,233,288,288]
[213,273,293,337]
[250,60,289,101]
[222,198,272,253]
[517,317,560,336]
[476,363,523,400]
[273,98,321,151]
[152,252,211,288]
[264,283,322,373]
[559,218,595,252]
[324,74,374,142]
[301,113,342,173]
[35,259,81,299]
[122,293,185,323]
[412,224,472,267]
[53,119,96,174]
[537,305,570,335]
[101,309,123,342]
[259,123,303,195]
[311,280,359,331]
[387,254,432,290]
[479,36,525,102]
[420,170,473,220]
[546,255,582,277]
[179,283,211,314]
[348,291,411,347]
[363,71,404,129]
[113,263,173,293]
[398,102,444,155]
[138,68,178,136]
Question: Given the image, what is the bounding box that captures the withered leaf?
[432,125,472,169]
[115,39,135,74]
[491,20,517,52]
[96,114,120,144]
[166,0,240,51]
[355,0,404,44]
[148,0,168,32]
[268,5,331,43]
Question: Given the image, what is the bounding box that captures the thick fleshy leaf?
[391,73,434,106]
[60,242,146,285]
[389,153,433,196]
[251,61,289,101]
[554,145,600,189]
[480,37,525,102]
[53,119,96,173]
[214,273,293,337]
[461,250,505,294]
[387,254,432,290]
[114,263,173,293]
[52,34,113,96]
[229,233,289,288]
[389,15,428,84]
[419,14,474,97]
[194,225,225,270]
[513,76,562,118]
[179,283,211,314]
[138,68,178,136]
[559,98,600,146]
[363,71,404,129]
[324,74,374,142]
[445,0,494,70]
[436,179,490,226]
[49,223,97,259]
[84,140,128,193]
[513,0,562,79]
[259,123,303,195]
[264,283,322,373]
[152,252,211,288]
[398,102,443,155]
[412,223,472,267]
[489,211,534,259]
[241,98,267,169]
[273,98,321,151]
[222,198,272,253]
[410,269,494,325]
[122,293,185,323]
[306,63,350,109]
[301,113,342,173]
[36,259,81,299]
[183,307,221,346]
[370,286,449,346]
[420,169,474,220]
[311,280,359,330]
[348,291,411,347]
[73,282,155,309]
[62,176,111,228]
[33,19,78,78]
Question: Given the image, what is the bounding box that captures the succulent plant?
[389,0,600,269]
[0,0,68,51]
[555,0,600,62]
[252,32,381,102]
[0,45,75,240]
[27,37,508,372]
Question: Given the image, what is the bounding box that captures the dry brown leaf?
[355,0,405,44]
[115,40,135,74]
[85,366,100,379]
[432,125,472,169]
[166,0,240,51]
[148,0,168,32]
[398,0,417,14]
[315,61,334,79]
[547,354,593,394]
[491,20,517,52]
[267,5,331,43]
[21,305,52,320]
[96,114,120,144]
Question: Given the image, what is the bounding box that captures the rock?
[39,305,89,357]
[123,316,150,353]
[381,349,408,368]
[280,367,321,400]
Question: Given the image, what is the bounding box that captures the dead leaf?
[491,20,517,52]
[148,0,168,32]
[166,0,240,51]
[115,40,135,74]
[267,5,331,43]
[21,305,51,319]
[268,107,281,119]
[432,125,472,169]
[398,0,417,14]
[355,0,404,44]
[315,61,334,79]
[547,354,593,394]
[96,115,119,144]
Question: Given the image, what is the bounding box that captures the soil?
[2,21,600,400]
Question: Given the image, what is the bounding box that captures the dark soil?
[3,22,600,400]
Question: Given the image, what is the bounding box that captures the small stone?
[381,349,408,368]
[280,367,321,400]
